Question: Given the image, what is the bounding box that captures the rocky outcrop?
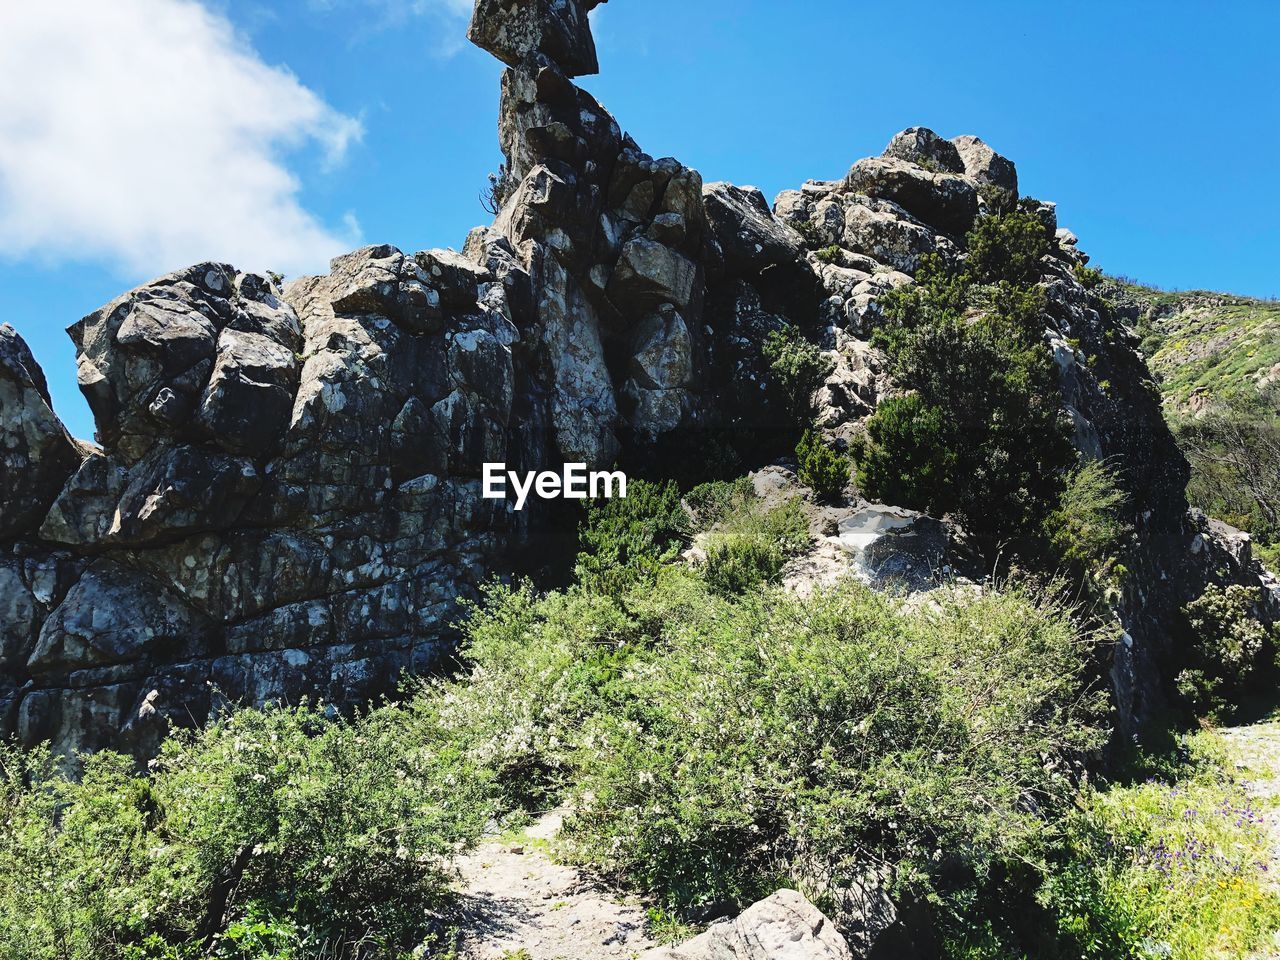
[1,325,84,540]
[775,129,1278,738]
[0,0,715,758]
[469,0,605,77]
[843,157,978,237]
[642,890,853,960]
[1,0,1274,757]
[952,134,1019,197]
[5,243,532,758]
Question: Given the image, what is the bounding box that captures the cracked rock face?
[0,324,84,540]
[1,0,1274,758]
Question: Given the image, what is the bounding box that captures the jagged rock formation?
[1,0,1276,757]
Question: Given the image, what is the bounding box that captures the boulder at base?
[641,889,854,960]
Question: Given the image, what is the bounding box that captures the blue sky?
[2,0,1277,441]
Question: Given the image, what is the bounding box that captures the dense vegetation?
[3,482,1277,959]
[4,208,1279,960]
[1171,385,1280,569]
[0,703,495,959]
[1039,732,1280,960]
[852,206,1074,551]
[1131,288,1280,412]
[1122,282,1280,569]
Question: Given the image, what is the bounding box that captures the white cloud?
[0,0,363,280]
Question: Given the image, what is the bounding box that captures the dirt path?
[451,810,659,960]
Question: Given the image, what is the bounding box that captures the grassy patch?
[1040,731,1280,959]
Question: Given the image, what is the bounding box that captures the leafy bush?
[0,748,154,960]
[1045,459,1130,588]
[682,477,755,530]
[703,537,788,595]
[762,325,833,423]
[1072,262,1103,289]
[574,479,688,596]
[1176,584,1277,718]
[1039,732,1280,959]
[977,183,1017,217]
[965,204,1053,286]
[428,555,1104,933]
[795,430,849,501]
[433,582,641,808]
[558,580,1104,918]
[0,704,493,960]
[853,393,955,512]
[855,215,1073,549]
[700,494,809,595]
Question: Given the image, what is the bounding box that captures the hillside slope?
[1111,283,1280,565]
[1114,283,1280,411]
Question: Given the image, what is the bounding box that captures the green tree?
[763,325,834,423]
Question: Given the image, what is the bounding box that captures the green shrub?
[1072,262,1103,289]
[853,393,955,513]
[429,567,1103,930]
[0,748,154,960]
[703,537,786,595]
[857,221,1073,549]
[977,183,1017,217]
[0,704,493,960]
[698,494,808,595]
[559,581,1104,916]
[965,205,1053,286]
[795,430,849,501]
[1045,459,1130,588]
[683,477,755,530]
[435,582,642,807]
[762,325,833,423]
[575,479,688,596]
[814,245,842,264]
[1039,732,1280,959]
[1176,584,1277,718]
[860,307,1072,542]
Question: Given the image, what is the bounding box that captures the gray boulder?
[844,156,979,236]
[882,126,964,173]
[0,325,84,539]
[67,264,300,463]
[703,182,805,275]
[641,889,853,960]
[607,237,699,317]
[199,329,298,457]
[951,134,1019,197]
[833,504,949,591]
[841,195,956,274]
[26,560,212,675]
[623,307,694,437]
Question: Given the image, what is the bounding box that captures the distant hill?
[1112,281,1280,411]
[1112,280,1280,566]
